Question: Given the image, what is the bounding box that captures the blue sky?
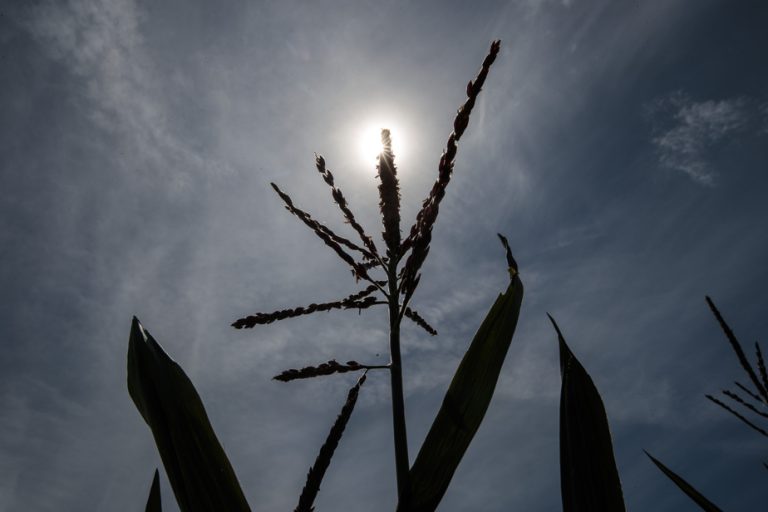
[1,0,767,510]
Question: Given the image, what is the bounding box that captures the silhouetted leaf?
[645,451,723,512]
[402,273,523,512]
[127,317,251,512]
[145,469,161,512]
[549,315,626,512]
[496,233,518,275]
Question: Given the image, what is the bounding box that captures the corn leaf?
[145,469,161,512]
[402,273,523,512]
[549,315,626,512]
[127,317,251,512]
[645,451,723,512]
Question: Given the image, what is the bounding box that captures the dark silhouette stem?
[388,258,411,502]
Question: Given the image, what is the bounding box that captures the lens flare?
[359,122,406,165]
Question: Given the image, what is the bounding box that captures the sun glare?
[359,122,406,166]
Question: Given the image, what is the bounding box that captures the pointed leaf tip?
[145,469,162,512]
[496,233,518,277]
[547,314,570,374]
[131,316,144,336]
[557,322,625,512]
[547,313,563,336]
[404,273,523,511]
[127,320,251,512]
[645,451,723,511]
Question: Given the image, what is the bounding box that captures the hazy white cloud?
[650,93,748,185]
[25,0,223,185]
[3,1,767,510]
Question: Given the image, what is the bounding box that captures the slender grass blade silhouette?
[145,469,161,512]
[402,238,523,512]
[548,315,626,512]
[645,451,723,512]
[706,296,768,402]
[127,317,251,512]
[705,297,768,443]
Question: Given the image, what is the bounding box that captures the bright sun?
[359,122,406,166]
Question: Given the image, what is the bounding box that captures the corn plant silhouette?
[126,38,650,512]
[229,39,520,512]
[125,38,764,512]
[128,40,530,512]
[645,297,768,511]
[703,296,768,440]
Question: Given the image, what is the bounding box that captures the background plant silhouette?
[644,297,768,511]
[129,40,532,512]
[125,38,765,512]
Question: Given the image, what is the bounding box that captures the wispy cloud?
[24,0,223,185]
[3,1,767,510]
[649,92,748,185]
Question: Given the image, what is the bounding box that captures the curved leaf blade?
[549,315,626,512]
[127,317,251,512]
[402,273,524,512]
[645,451,723,512]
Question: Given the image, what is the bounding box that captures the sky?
[1,0,767,510]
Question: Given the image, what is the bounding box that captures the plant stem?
[388,259,411,502]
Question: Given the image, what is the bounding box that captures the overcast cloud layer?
[1,1,767,510]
